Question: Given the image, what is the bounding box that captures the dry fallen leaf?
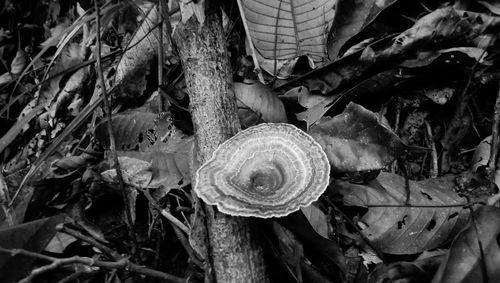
[309,102,406,172]
[335,172,470,254]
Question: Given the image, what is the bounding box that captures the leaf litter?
[1,1,500,282]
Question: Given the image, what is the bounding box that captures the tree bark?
[173,4,268,283]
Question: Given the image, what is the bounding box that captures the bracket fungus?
[194,123,331,218]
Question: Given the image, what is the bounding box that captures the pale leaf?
[10,50,27,75]
[234,81,288,124]
[471,135,491,172]
[308,102,405,172]
[240,0,335,77]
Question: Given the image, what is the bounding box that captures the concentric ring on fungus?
[194,123,331,218]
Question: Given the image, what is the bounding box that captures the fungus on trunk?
[194,123,331,218]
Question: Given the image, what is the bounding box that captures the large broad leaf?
[297,70,399,128]
[334,172,470,254]
[327,0,397,59]
[368,252,445,283]
[277,7,495,97]
[0,215,66,282]
[239,0,335,77]
[308,102,406,172]
[431,206,500,283]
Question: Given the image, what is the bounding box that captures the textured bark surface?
[173,6,268,283]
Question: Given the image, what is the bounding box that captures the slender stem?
[157,0,165,113]
[57,225,121,260]
[0,174,14,226]
[6,18,164,205]
[469,208,488,283]
[0,247,185,283]
[94,0,135,243]
[364,202,478,208]
[160,209,189,235]
[488,80,500,178]
[140,188,202,266]
[235,0,265,83]
[425,121,438,178]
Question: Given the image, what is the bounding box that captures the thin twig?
[61,221,204,273]
[364,202,478,208]
[160,209,190,235]
[468,207,489,283]
[488,80,500,179]
[271,0,284,80]
[0,16,163,119]
[57,224,121,260]
[10,93,106,207]
[169,219,204,267]
[425,120,438,178]
[235,0,265,83]
[0,49,120,119]
[390,101,401,173]
[0,247,185,283]
[94,0,135,242]
[6,2,166,206]
[0,173,14,226]
[157,0,165,113]
[141,188,202,266]
[57,270,89,283]
[141,188,190,234]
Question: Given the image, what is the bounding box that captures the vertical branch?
[94,0,135,244]
[157,0,165,113]
[488,81,500,178]
[0,174,14,226]
[173,3,268,283]
[235,0,265,83]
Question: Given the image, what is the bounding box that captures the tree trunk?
[173,4,268,283]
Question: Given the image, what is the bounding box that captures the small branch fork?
[488,80,500,182]
[0,223,187,282]
[0,246,185,283]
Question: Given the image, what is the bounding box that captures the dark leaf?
[0,215,66,282]
[277,210,346,272]
[335,173,470,254]
[297,70,399,128]
[328,0,397,59]
[308,102,406,172]
[431,206,500,283]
